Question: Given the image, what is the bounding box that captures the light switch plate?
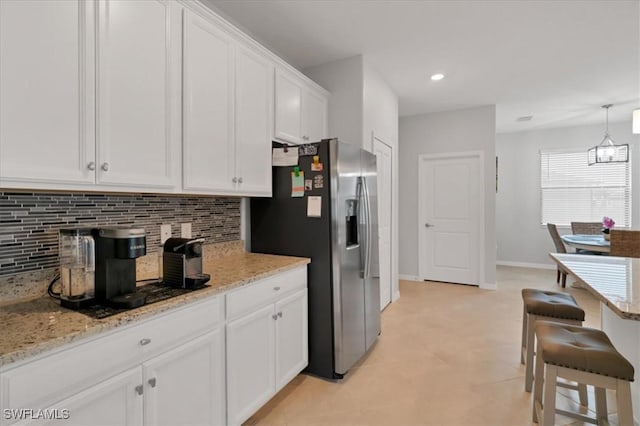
[181,223,192,238]
[160,224,171,245]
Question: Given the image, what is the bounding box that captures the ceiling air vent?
[516,115,533,122]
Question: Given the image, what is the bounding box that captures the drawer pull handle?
[273,286,281,291]
[148,378,157,388]
[139,338,151,346]
[272,314,278,320]
[135,385,144,395]
[278,312,283,318]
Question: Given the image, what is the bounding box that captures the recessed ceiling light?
[430,73,445,81]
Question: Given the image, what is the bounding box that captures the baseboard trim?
[399,274,421,282]
[480,282,497,290]
[496,261,556,270]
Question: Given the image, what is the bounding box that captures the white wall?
[496,121,640,267]
[304,56,363,146]
[399,105,497,287]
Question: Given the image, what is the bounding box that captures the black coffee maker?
[93,227,147,308]
[163,237,210,288]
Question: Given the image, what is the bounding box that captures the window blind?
[540,149,631,227]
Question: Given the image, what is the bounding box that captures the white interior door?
[373,138,393,310]
[418,153,481,285]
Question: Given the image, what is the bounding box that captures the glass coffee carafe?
[58,228,95,308]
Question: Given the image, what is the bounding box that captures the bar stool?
[533,321,634,425]
[521,289,585,394]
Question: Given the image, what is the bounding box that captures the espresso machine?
[93,227,147,308]
[163,237,210,288]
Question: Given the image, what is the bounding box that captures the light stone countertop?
[0,252,310,369]
[550,253,640,320]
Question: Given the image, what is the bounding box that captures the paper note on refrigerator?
[307,196,322,217]
[273,148,299,166]
[291,171,304,197]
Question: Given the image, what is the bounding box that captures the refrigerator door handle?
[363,176,373,278]
[357,177,366,277]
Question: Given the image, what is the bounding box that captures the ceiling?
[203,0,640,133]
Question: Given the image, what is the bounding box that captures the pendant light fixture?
[588,104,629,165]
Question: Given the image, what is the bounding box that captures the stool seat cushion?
[522,289,585,321]
[535,321,635,382]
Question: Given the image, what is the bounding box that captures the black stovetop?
[75,281,209,320]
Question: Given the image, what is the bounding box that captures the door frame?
[417,151,485,286]
[373,136,393,310]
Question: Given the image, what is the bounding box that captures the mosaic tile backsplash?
[0,191,241,276]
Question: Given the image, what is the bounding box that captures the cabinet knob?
[148,378,157,388]
[101,162,110,172]
[139,338,151,346]
[278,311,283,318]
[273,286,280,291]
[272,314,278,320]
[424,223,434,228]
[232,177,238,183]
[87,161,96,171]
[135,385,144,395]
[238,177,243,184]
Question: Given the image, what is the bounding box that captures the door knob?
[424,223,434,228]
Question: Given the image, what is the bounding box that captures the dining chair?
[609,229,640,258]
[546,223,568,287]
[570,222,601,235]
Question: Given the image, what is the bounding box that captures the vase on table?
[602,229,610,241]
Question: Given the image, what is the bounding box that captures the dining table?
[549,252,640,420]
[561,233,610,253]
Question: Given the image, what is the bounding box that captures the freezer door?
[331,140,366,375]
[362,149,381,350]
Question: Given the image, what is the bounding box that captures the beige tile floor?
[244,266,618,426]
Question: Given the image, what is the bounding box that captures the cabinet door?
[226,304,276,426]
[142,330,225,426]
[0,0,95,186]
[302,89,328,143]
[96,0,180,189]
[234,45,274,196]
[182,9,235,193]
[274,69,303,144]
[275,289,308,390]
[15,368,143,426]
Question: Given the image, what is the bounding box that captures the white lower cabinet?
[15,331,224,426]
[0,268,308,426]
[17,368,143,426]
[0,295,225,426]
[143,330,225,426]
[225,267,308,425]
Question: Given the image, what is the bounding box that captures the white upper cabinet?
[0,0,95,186]
[96,0,181,189]
[182,8,273,196]
[274,68,328,144]
[0,0,324,197]
[234,45,274,196]
[182,9,235,192]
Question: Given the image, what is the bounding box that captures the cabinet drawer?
[226,267,306,320]
[0,295,222,415]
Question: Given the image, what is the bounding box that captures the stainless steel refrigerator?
[251,138,381,379]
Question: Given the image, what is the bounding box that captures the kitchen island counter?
[0,250,309,368]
